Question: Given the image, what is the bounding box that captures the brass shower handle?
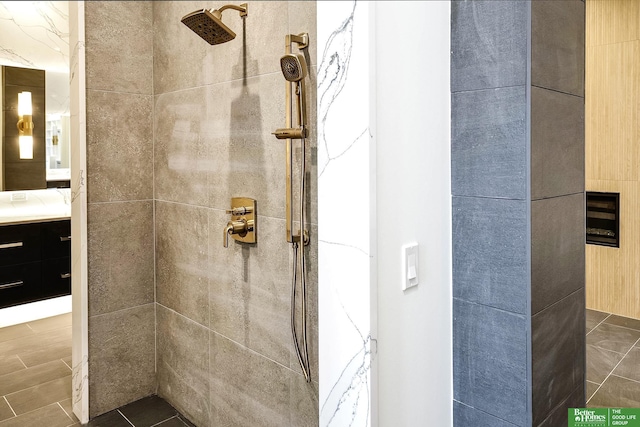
[223,219,248,248]
[225,206,253,216]
[223,197,257,247]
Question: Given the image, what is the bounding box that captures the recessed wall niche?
[586,191,619,248]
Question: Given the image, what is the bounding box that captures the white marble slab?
[69,1,89,423]
[0,1,69,72]
[318,2,373,426]
[0,188,70,225]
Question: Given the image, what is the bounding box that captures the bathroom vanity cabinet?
[0,219,71,309]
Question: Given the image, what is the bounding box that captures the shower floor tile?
[86,395,195,427]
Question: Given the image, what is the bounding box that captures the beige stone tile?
[209,211,291,367]
[86,91,153,203]
[0,356,25,377]
[210,332,291,427]
[85,1,153,94]
[0,403,73,427]
[0,398,14,423]
[88,201,154,316]
[0,327,70,358]
[288,1,318,66]
[57,399,79,424]
[156,201,210,326]
[153,1,287,94]
[153,88,211,207]
[17,341,71,368]
[26,313,71,333]
[6,376,72,415]
[0,324,33,344]
[157,305,210,427]
[88,304,155,418]
[289,374,318,427]
[205,73,287,219]
[0,360,70,396]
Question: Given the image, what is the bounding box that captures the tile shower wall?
[152,2,317,427]
[452,1,584,426]
[84,1,155,419]
[84,1,317,424]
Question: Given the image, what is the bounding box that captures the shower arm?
[216,3,248,18]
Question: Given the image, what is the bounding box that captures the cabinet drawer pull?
[0,242,23,249]
[0,280,23,290]
[60,236,71,242]
[60,273,71,279]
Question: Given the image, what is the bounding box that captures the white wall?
[374,2,452,426]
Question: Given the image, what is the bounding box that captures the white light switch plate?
[402,243,419,290]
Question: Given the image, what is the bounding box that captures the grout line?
[149,415,179,427]
[588,335,640,405]
[15,355,28,370]
[610,372,640,386]
[62,358,72,371]
[57,401,75,423]
[117,409,136,427]
[3,396,17,418]
[586,313,611,336]
[600,319,640,334]
[5,375,71,400]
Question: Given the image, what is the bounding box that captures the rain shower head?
[280,53,307,82]
[181,3,248,45]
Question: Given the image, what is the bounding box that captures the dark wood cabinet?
[0,219,71,309]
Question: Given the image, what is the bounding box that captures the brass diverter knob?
[223,197,257,248]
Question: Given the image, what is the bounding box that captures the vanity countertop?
[0,189,71,226]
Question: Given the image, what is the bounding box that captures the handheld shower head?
[181,3,248,45]
[273,52,309,140]
[280,54,308,82]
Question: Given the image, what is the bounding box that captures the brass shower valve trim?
[223,197,256,248]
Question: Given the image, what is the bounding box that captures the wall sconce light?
[17,91,34,159]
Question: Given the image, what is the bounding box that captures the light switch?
[402,243,419,290]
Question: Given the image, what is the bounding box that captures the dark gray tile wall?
[531,194,585,314]
[531,289,585,425]
[453,401,518,427]
[452,196,528,314]
[451,1,528,92]
[530,88,584,201]
[537,385,584,427]
[452,1,585,426]
[531,0,585,97]
[451,87,527,199]
[453,299,528,426]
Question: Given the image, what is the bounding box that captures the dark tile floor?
[85,395,195,427]
[587,309,640,407]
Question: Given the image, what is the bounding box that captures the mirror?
[0,1,69,190]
